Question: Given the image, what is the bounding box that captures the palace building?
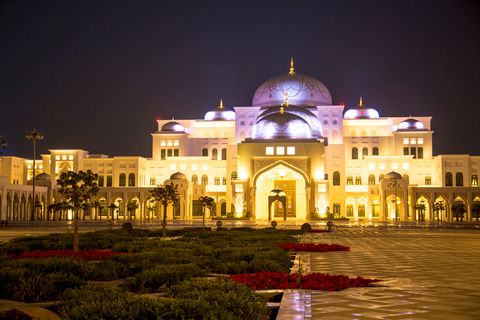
[1,61,479,222]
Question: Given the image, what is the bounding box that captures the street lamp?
[26,129,43,221]
[0,135,7,154]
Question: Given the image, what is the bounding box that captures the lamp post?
[26,129,43,221]
[0,135,7,154]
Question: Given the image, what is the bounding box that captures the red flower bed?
[277,243,350,252]
[307,229,331,233]
[8,249,126,260]
[229,271,378,291]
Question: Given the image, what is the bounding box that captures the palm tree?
[414,203,426,221]
[198,196,215,231]
[126,199,139,219]
[452,201,467,222]
[80,202,91,220]
[432,201,445,222]
[108,203,119,220]
[93,200,101,220]
[472,202,480,222]
[150,182,179,238]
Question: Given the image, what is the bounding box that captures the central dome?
[252,65,332,107]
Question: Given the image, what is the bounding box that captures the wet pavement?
[1,219,480,319]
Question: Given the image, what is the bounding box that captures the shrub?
[121,222,133,230]
[301,223,312,233]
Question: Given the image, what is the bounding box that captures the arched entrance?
[268,189,287,220]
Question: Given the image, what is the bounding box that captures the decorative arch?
[252,160,309,188]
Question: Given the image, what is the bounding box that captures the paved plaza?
[1,220,480,319]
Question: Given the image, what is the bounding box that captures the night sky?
[1,0,479,159]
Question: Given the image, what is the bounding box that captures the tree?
[452,201,467,222]
[47,202,62,221]
[414,203,426,221]
[80,202,91,220]
[57,170,99,251]
[126,199,139,219]
[149,182,179,238]
[198,196,215,231]
[93,200,101,220]
[472,202,480,222]
[432,201,445,222]
[108,203,119,220]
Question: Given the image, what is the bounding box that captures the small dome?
[344,98,380,119]
[170,172,187,180]
[35,173,52,180]
[204,100,235,121]
[161,120,185,132]
[252,110,312,139]
[397,118,425,130]
[384,171,402,180]
[252,60,331,107]
[258,104,323,138]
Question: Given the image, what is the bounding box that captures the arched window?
[333,171,340,186]
[456,172,463,186]
[362,147,368,158]
[128,173,135,187]
[402,174,409,185]
[379,174,385,181]
[358,203,366,217]
[192,175,198,185]
[119,173,126,186]
[221,202,227,216]
[212,148,218,160]
[352,147,358,159]
[231,171,237,180]
[221,148,227,160]
[368,174,375,185]
[445,172,453,186]
[202,148,208,156]
[346,203,354,217]
[373,147,379,155]
[201,175,208,185]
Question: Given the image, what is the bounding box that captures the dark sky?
[1,0,479,159]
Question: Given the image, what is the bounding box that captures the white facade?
[1,64,479,222]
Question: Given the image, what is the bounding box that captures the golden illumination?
[359,96,363,106]
[280,107,284,114]
[219,99,223,109]
[285,92,289,106]
[289,57,295,74]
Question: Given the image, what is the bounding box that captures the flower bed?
[229,271,378,291]
[276,243,350,252]
[8,249,125,260]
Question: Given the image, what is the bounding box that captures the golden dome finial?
[280,106,284,114]
[289,57,295,74]
[359,97,363,106]
[220,99,223,108]
[172,117,175,121]
[285,92,289,106]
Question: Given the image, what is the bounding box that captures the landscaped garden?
[0,225,377,319]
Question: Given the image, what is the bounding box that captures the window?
[212,148,218,160]
[403,138,409,144]
[150,177,156,185]
[333,171,340,186]
[167,149,173,157]
[231,171,238,180]
[358,204,366,217]
[222,177,227,185]
[192,175,198,185]
[333,203,341,215]
[410,147,416,159]
[347,177,353,185]
[418,147,423,159]
[373,147,379,155]
[266,147,274,155]
[201,175,208,185]
[221,148,227,160]
[346,204,354,217]
[174,149,179,157]
[107,175,112,187]
[445,172,453,186]
[214,177,220,185]
[362,147,368,158]
[202,148,208,156]
[276,147,285,155]
[472,174,478,186]
[456,172,464,187]
[128,173,135,187]
[119,173,126,186]
[402,174,409,185]
[352,147,358,159]
[368,174,375,185]
[404,147,409,155]
[355,177,362,185]
[98,176,104,187]
[379,174,385,181]
[161,149,166,160]
[425,176,431,185]
[287,147,295,155]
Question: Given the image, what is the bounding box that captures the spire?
[289,57,295,74]
[359,97,363,106]
[280,106,284,114]
[172,117,175,122]
[285,92,289,107]
[219,99,223,109]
